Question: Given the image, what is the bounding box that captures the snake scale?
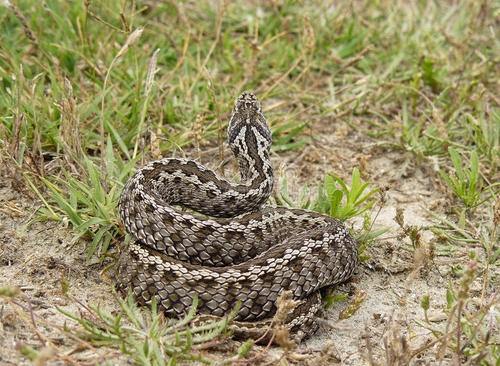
[116,92,358,342]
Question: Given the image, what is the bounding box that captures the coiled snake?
[116,92,358,342]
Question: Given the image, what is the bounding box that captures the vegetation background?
[0,0,499,365]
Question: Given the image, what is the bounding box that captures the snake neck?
[232,125,274,187]
[120,92,275,222]
[228,91,274,195]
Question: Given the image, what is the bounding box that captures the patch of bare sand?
[0,185,123,365]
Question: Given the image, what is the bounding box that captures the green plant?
[275,168,387,260]
[276,167,379,220]
[0,286,245,365]
[321,168,379,221]
[25,140,138,260]
[417,261,500,365]
[439,147,482,208]
[274,176,314,210]
[271,119,310,152]
[397,96,444,158]
[464,110,500,176]
[420,57,444,93]
[59,293,241,365]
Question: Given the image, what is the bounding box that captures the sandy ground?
[0,120,497,365]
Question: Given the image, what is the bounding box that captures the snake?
[116,92,358,342]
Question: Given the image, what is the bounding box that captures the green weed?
[322,168,379,221]
[439,147,483,209]
[276,168,379,221]
[397,96,444,158]
[59,293,239,365]
[276,168,387,260]
[0,286,242,365]
[271,119,310,152]
[25,139,137,260]
[464,110,500,177]
[417,261,500,365]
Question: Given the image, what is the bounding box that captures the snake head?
[233,92,262,114]
[227,92,272,153]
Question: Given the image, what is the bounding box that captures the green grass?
[57,294,241,365]
[0,287,245,365]
[1,0,499,364]
[439,147,482,209]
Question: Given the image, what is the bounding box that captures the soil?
[0,118,497,365]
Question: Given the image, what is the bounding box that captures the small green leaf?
[449,147,464,182]
[237,340,254,359]
[446,290,454,309]
[19,345,38,361]
[339,289,367,320]
[61,279,70,294]
[329,190,343,218]
[420,295,430,311]
[324,174,336,200]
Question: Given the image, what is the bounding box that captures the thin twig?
[133,48,160,160]
[204,69,224,175]
[480,198,499,307]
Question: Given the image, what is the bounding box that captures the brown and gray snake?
[116,92,358,342]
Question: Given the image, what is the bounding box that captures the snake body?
[117,92,358,340]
